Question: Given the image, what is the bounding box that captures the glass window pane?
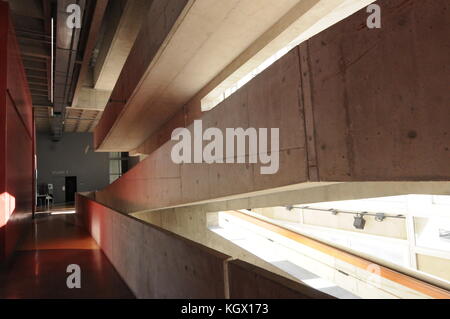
[109,152,120,159]
[109,160,121,174]
[110,175,119,183]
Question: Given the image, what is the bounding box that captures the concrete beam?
[95,0,372,152]
[93,0,192,150]
[71,0,109,107]
[73,87,111,109]
[94,0,450,214]
[93,0,151,91]
[196,0,375,111]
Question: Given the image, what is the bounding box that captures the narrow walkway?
[0,208,134,299]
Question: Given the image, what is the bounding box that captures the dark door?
[65,176,77,203]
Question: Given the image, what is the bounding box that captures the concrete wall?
[94,0,450,215]
[94,0,190,150]
[37,133,109,204]
[77,193,229,298]
[228,260,333,299]
[95,47,307,212]
[92,0,127,90]
[93,0,151,91]
[133,206,299,282]
[76,193,330,299]
[304,0,450,182]
[135,206,450,299]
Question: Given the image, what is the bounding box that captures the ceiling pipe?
[51,0,86,141]
[71,0,109,107]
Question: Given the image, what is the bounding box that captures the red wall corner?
[0,2,34,262]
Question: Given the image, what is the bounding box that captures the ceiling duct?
[51,0,86,141]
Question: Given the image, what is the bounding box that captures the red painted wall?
[0,2,35,262]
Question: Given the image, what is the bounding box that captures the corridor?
[0,0,448,303]
[0,209,134,299]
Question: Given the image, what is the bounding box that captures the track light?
[439,229,450,241]
[353,213,366,230]
[285,205,404,225]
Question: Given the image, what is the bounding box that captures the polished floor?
[0,208,135,299]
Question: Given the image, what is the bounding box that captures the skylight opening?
[201,40,298,112]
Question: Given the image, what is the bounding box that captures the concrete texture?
[73,87,111,109]
[95,48,308,212]
[93,0,450,215]
[304,0,450,181]
[77,193,333,299]
[94,0,191,150]
[132,0,376,157]
[134,206,301,283]
[135,203,450,299]
[95,0,375,153]
[228,260,333,299]
[77,193,229,298]
[93,0,152,91]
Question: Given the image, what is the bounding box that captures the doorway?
[65,176,77,203]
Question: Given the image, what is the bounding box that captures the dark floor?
[0,209,135,299]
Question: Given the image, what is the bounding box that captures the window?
[201,37,298,111]
[109,152,122,183]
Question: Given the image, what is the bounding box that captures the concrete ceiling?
[9,0,97,135]
[9,0,145,135]
[34,106,102,133]
[99,0,302,150]
[10,0,375,141]
[71,0,149,108]
[8,0,52,109]
[64,107,103,133]
[95,0,376,152]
